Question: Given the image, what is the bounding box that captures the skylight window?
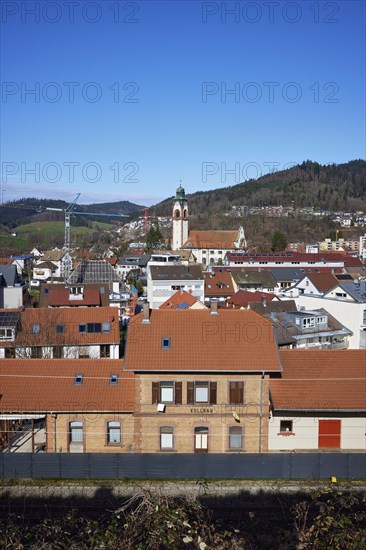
[110,374,119,385]
[74,374,84,385]
[32,323,40,334]
[162,337,171,349]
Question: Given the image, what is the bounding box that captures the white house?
[147,264,204,309]
[296,281,366,349]
[269,349,366,451]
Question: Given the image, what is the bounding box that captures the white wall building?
[172,185,189,251]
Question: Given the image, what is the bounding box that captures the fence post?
[30,452,33,479]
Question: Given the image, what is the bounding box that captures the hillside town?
[0,185,365,455]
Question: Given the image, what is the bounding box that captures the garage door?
[318,420,341,449]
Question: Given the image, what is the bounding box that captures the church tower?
[172,184,188,250]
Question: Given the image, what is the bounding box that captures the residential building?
[68,260,131,318]
[33,249,71,281]
[123,306,281,454]
[147,264,204,309]
[249,302,352,350]
[116,254,151,282]
[269,350,366,451]
[0,360,134,453]
[159,290,207,310]
[0,306,121,359]
[39,283,110,308]
[297,281,366,349]
[227,291,279,309]
[0,265,29,308]
[225,252,362,269]
[231,269,277,293]
[204,271,235,304]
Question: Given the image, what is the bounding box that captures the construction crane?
[138,207,171,232]
[47,193,128,281]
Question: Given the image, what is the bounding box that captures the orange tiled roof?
[160,290,205,309]
[205,271,235,297]
[227,290,277,308]
[14,307,120,346]
[0,359,134,412]
[124,309,281,372]
[183,230,238,249]
[39,284,109,307]
[270,349,366,411]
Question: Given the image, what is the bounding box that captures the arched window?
[107,421,121,444]
[174,209,180,218]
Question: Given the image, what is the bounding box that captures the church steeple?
[172,183,189,251]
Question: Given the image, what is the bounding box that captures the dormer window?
[162,337,171,349]
[302,317,315,328]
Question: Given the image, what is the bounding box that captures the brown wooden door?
[318,420,341,449]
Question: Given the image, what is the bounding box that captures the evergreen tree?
[271,230,288,252]
[145,222,164,252]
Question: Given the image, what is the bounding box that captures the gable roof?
[301,272,339,292]
[205,271,235,297]
[270,350,366,411]
[227,290,278,308]
[0,359,134,412]
[249,299,297,315]
[13,307,120,347]
[0,265,21,287]
[39,283,109,308]
[124,309,282,373]
[183,230,239,249]
[159,290,207,310]
[329,281,366,303]
[68,260,122,286]
[231,270,277,287]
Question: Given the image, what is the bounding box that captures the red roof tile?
[124,309,282,372]
[303,272,339,292]
[160,290,206,309]
[205,271,235,297]
[270,350,366,411]
[227,290,277,308]
[0,359,134,412]
[15,307,120,346]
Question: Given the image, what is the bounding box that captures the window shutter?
[175,382,182,404]
[152,382,159,404]
[230,381,244,404]
[187,382,194,405]
[209,382,217,404]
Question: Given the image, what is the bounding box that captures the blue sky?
[1,0,365,206]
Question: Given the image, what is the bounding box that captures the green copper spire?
[175,182,186,201]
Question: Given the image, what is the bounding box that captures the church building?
[171,184,246,265]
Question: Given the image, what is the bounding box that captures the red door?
[318,420,341,449]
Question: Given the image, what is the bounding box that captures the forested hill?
[150,160,366,217]
[0,198,144,229]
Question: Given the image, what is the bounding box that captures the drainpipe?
[259,372,265,453]
[51,413,57,452]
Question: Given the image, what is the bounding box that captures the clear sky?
[1,0,365,206]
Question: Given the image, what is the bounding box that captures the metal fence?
[1,453,365,479]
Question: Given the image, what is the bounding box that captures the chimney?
[142,301,150,323]
[210,300,218,315]
[261,295,267,307]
